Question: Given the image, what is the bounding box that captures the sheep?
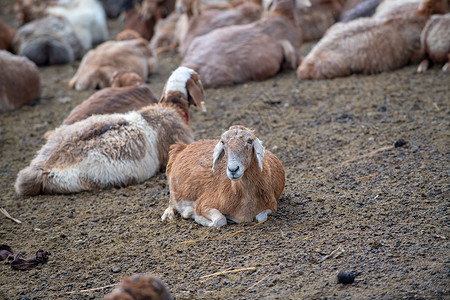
[0,19,16,51]
[417,13,450,72]
[149,11,183,54]
[13,0,108,51]
[296,0,344,42]
[181,0,308,88]
[15,67,205,196]
[104,273,173,300]
[0,50,40,112]
[124,0,176,41]
[178,0,263,55]
[44,0,108,50]
[296,0,448,80]
[68,38,157,91]
[12,15,85,65]
[61,71,158,126]
[161,125,285,228]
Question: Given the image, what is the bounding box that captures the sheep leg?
[417,59,429,73]
[194,209,227,228]
[280,40,296,70]
[442,57,450,72]
[255,209,272,222]
[161,206,175,221]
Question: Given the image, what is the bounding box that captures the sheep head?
[160,66,206,120]
[212,126,265,181]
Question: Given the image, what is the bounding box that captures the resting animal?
[68,38,157,91]
[297,0,448,79]
[12,15,85,65]
[181,0,308,88]
[417,13,450,72]
[15,67,205,195]
[0,50,40,112]
[124,0,176,40]
[162,125,285,227]
[104,273,173,300]
[178,0,263,55]
[61,72,158,126]
[45,0,108,50]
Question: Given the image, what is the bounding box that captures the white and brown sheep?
[68,38,157,91]
[12,15,85,65]
[13,0,108,53]
[161,125,285,227]
[15,67,205,196]
[62,71,158,126]
[181,0,307,88]
[417,13,450,72]
[104,273,173,300]
[0,50,40,112]
[45,0,108,50]
[178,0,263,55]
[296,0,449,80]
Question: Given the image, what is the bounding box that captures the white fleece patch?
[46,111,160,192]
[165,66,194,98]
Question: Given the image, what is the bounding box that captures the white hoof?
[161,207,175,221]
[255,209,272,222]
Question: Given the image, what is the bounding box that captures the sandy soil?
[1,4,449,300]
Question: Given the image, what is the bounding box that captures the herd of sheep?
[0,0,449,297]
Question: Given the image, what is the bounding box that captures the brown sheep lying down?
[162,125,285,227]
[181,0,307,88]
[62,71,158,126]
[0,50,40,112]
[69,38,157,91]
[297,0,449,80]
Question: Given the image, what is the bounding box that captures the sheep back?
[62,85,158,125]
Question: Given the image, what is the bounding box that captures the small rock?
[111,266,121,273]
[394,139,407,148]
[337,271,356,284]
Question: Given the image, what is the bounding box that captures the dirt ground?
[1,5,449,300]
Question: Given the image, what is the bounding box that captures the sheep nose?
[228,165,239,174]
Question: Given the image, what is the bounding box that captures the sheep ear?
[186,77,206,111]
[253,138,265,172]
[212,141,225,172]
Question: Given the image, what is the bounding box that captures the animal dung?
[337,270,356,284]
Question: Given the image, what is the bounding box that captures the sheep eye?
[247,139,253,144]
[220,140,224,145]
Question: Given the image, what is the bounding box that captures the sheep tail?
[15,166,44,196]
